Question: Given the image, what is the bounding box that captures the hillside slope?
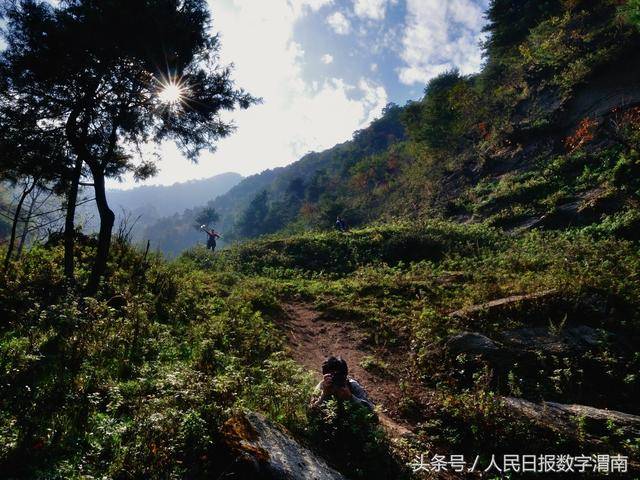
[76,172,242,250]
[209,104,406,238]
[198,1,640,244]
[148,1,640,254]
[106,172,242,220]
[4,220,639,478]
[142,104,406,254]
[3,2,640,479]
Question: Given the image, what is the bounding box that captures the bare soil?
[279,302,428,438]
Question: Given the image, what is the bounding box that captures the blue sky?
[294,1,422,103]
[18,0,491,188]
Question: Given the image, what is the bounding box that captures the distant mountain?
[143,169,280,256]
[146,0,640,256]
[78,172,243,243]
[107,172,242,219]
[143,104,407,256]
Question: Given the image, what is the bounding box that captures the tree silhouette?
[194,205,220,230]
[0,0,256,294]
[0,100,67,270]
[482,0,561,66]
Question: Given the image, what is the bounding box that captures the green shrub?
[307,399,404,479]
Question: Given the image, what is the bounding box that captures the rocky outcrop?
[498,324,609,354]
[448,290,562,331]
[561,53,640,129]
[504,397,640,444]
[444,332,500,356]
[450,290,557,319]
[443,325,610,358]
[448,289,619,331]
[221,411,348,480]
[438,290,638,411]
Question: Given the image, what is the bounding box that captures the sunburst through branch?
[156,75,189,109]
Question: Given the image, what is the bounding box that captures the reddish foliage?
[299,202,317,218]
[565,117,598,152]
[478,121,491,140]
[350,172,369,190]
[611,105,640,130]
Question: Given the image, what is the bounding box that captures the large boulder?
[221,411,348,480]
[449,289,560,330]
[498,325,609,354]
[448,289,621,333]
[438,322,637,413]
[504,397,640,445]
[444,332,500,356]
[442,325,611,360]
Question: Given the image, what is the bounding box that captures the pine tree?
[0,0,256,294]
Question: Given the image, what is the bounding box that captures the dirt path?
[280,303,416,438]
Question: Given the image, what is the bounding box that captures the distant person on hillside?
[200,225,221,252]
[310,356,373,411]
[335,216,348,232]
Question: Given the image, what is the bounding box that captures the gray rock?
[499,325,607,354]
[449,289,557,322]
[222,411,348,480]
[445,332,500,356]
[504,397,640,443]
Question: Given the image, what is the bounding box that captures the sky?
[46,0,492,189]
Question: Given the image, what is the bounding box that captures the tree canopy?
[0,0,256,293]
[194,205,220,230]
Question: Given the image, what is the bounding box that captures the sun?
[158,81,185,105]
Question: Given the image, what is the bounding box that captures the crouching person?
[310,356,374,411]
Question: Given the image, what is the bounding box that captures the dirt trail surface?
[280,303,417,438]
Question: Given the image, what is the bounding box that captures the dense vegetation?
[2,0,640,478]
[2,221,639,477]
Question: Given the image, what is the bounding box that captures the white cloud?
[357,78,388,123]
[370,63,378,72]
[292,0,335,17]
[111,0,387,188]
[321,53,334,64]
[326,11,351,35]
[303,0,334,9]
[353,0,388,20]
[398,0,489,85]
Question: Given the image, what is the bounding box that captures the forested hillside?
[104,172,242,224]
[143,168,280,255]
[84,172,242,247]
[212,0,640,242]
[2,1,640,479]
[208,103,407,239]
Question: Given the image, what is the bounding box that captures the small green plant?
[619,0,640,30]
[576,414,588,443]
[507,370,523,397]
[549,313,567,336]
[359,355,389,375]
[307,399,401,480]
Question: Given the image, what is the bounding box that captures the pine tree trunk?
[16,189,36,258]
[85,165,114,296]
[3,179,36,271]
[64,158,83,282]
